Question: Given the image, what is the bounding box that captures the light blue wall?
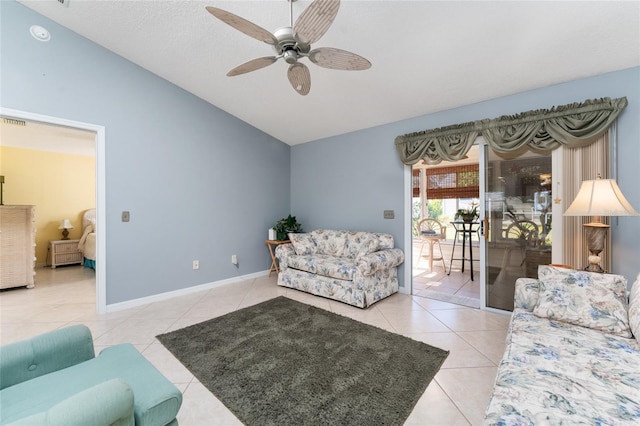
[4,0,638,304]
[1,1,291,304]
[292,67,640,285]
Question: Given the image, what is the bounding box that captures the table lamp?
[564,174,639,272]
[58,219,74,240]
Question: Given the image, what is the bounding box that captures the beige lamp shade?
[564,178,639,217]
[58,219,74,229]
[564,177,638,273]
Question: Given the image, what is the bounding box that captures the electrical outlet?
[231,254,238,265]
[383,210,395,219]
[192,260,199,270]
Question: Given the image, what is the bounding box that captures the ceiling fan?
[205,0,371,96]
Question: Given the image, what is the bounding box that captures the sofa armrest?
[7,379,135,426]
[357,248,405,276]
[275,243,295,270]
[514,278,541,311]
[0,325,95,390]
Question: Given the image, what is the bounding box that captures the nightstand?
[48,239,83,268]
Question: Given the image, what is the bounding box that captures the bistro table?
[447,221,480,281]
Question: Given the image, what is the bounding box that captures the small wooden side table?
[266,239,290,277]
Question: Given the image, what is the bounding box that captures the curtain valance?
[395,97,627,165]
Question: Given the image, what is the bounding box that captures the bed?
[78,208,96,269]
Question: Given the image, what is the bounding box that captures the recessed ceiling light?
[30,25,51,42]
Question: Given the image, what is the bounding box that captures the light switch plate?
[383,210,395,219]
[121,211,130,222]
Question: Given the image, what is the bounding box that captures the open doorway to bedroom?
[0,109,105,313]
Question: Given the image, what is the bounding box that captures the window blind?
[426,164,479,199]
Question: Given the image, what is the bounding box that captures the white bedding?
[78,209,96,262]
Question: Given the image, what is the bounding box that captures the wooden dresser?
[0,205,36,289]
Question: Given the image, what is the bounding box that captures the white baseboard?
[105,270,270,313]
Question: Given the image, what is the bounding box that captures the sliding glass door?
[479,142,553,311]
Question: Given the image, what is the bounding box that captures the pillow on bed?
[533,270,631,338]
[628,273,640,342]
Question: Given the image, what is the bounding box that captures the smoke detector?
[30,25,51,42]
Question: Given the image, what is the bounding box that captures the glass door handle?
[481,217,489,236]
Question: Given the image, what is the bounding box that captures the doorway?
[411,146,481,308]
[0,108,106,313]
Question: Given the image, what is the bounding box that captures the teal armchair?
[0,325,182,426]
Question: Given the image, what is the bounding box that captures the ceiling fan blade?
[294,0,340,45]
[227,56,278,76]
[206,6,277,45]
[287,63,311,96]
[309,47,371,71]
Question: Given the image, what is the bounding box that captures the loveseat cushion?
[7,379,135,426]
[629,273,640,343]
[533,267,631,337]
[287,254,358,280]
[484,309,640,425]
[513,277,540,310]
[288,233,316,255]
[0,343,182,426]
[309,230,390,258]
[348,234,379,258]
[310,230,353,257]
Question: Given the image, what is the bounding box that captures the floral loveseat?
[275,229,404,308]
[484,266,640,424]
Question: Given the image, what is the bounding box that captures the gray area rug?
[157,296,449,426]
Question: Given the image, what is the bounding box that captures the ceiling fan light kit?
[206,0,371,96]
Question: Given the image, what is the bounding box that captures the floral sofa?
[484,266,640,425]
[275,229,404,308]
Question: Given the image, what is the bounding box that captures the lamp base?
[584,254,605,273]
[582,223,608,274]
[61,229,70,240]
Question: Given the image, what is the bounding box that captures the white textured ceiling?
[16,0,640,146]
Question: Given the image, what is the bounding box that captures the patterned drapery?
[395,97,627,165]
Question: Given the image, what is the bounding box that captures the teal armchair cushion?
[0,325,94,390]
[7,379,134,426]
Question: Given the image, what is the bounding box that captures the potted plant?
[455,205,479,223]
[272,214,302,240]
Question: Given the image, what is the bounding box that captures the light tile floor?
[1,265,511,425]
[413,241,481,308]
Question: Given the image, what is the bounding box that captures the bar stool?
[416,218,447,273]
